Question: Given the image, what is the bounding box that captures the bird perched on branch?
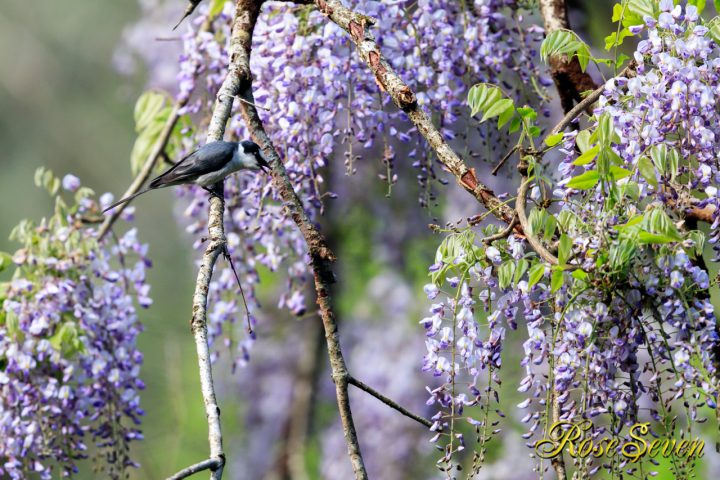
[173,0,204,31]
[103,140,270,213]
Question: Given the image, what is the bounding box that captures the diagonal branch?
[348,376,432,428]
[98,100,186,241]
[166,458,223,480]
[233,3,365,477]
[314,0,515,226]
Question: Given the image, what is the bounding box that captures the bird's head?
[239,140,271,174]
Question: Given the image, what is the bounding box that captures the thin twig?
[97,101,184,241]
[480,216,518,244]
[348,376,432,428]
[222,246,254,334]
[545,62,637,139]
[491,145,518,176]
[98,19,212,241]
[166,458,223,480]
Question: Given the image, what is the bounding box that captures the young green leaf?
[573,144,600,166]
[498,261,516,290]
[551,269,564,293]
[482,98,514,123]
[637,156,658,187]
[566,169,600,190]
[528,263,545,288]
[545,133,564,147]
[558,234,572,265]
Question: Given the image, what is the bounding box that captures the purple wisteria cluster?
[0,172,149,479]
[421,1,720,475]
[118,0,547,364]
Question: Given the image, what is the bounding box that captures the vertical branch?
[538,0,598,112]
[170,1,263,479]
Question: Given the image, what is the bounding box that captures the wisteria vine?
[0,170,150,479]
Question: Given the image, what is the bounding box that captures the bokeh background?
[1,1,719,479]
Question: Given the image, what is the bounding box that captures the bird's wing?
[150,141,235,188]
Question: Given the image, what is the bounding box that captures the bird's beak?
[258,157,271,174]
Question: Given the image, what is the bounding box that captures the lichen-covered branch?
[173,1,270,478]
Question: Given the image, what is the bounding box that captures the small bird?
[103,140,270,213]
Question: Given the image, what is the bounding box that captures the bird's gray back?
[150,141,236,188]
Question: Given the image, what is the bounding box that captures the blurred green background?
[1,1,718,479]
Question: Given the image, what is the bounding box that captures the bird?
[102,140,270,213]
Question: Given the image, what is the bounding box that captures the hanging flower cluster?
[0,170,149,479]
[112,0,547,364]
[422,1,719,476]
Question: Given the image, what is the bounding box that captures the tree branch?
[538,0,598,112]
[313,0,515,226]
[166,458,223,480]
[348,376,432,428]
[173,2,270,478]
[97,100,185,241]
[233,1,366,478]
[515,177,560,266]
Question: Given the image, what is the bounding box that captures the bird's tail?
[102,187,154,214]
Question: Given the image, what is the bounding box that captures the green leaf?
[609,239,637,270]
[0,252,11,273]
[482,98,514,123]
[598,113,614,146]
[650,144,668,174]
[134,91,167,132]
[528,263,545,288]
[545,133,564,147]
[687,230,706,255]
[468,84,502,118]
[558,234,572,265]
[576,130,593,153]
[551,269,564,293]
[637,232,679,244]
[497,106,515,129]
[571,269,589,282]
[517,107,537,120]
[640,208,683,244]
[608,165,632,181]
[498,261,516,290]
[514,259,529,285]
[604,28,633,50]
[576,44,592,72]
[637,156,658,187]
[709,16,720,43]
[541,30,594,71]
[573,144,600,166]
[566,170,600,190]
[50,321,86,358]
[528,126,541,138]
